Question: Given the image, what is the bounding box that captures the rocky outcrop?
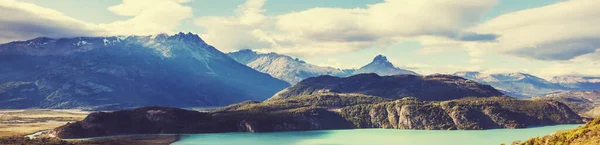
[270,73,504,101]
[534,90,600,118]
[54,95,583,139]
[0,33,289,109]
[340,97,582,130]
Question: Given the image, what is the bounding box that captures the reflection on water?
[173,124,582,145]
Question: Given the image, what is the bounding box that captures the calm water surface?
[173,124,581,145]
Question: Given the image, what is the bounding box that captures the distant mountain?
[551,76,600,90]
[228,51,418,84]
[534,90,600,118]
[352,55,418,76]
[453,71,566,98]
[0,32,289,109]
[227,49,350,84]
[270,73,504,101]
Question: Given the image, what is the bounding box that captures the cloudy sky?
[2,0,599,78]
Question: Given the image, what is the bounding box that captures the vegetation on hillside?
[515,117,600,145]
[339,96,581,130]
[533,90,600,118]
[216,93,391,113]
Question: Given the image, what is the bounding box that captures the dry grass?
[0,109,89,137]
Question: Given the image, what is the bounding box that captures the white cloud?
[0,0,105,43]
[0,0,192,43]
[101,0,193,35]
[195,0,274,52]
[468,58,485,64]
[325,58,343,68]
[108,0,191,16]
[195,0,497,55]
[466,0,600,61]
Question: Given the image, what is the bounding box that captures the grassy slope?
[0,110,88,137]
[518,117,600,145]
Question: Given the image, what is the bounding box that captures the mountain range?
[227,50,417,84]
[454,71,600,98]
[227,49,351,84]
[453,71,567,98]
[551,76,600,90]
[228,49,599,98]
[2,33,599,109]
[0,32,289,109]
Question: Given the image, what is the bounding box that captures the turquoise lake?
[173,124,581,145]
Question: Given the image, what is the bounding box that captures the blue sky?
[3,0,600,78]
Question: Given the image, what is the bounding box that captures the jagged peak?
[31,37,53,42]
[491,72,540,79]
[168,32,206,44]
[233,49,309,64]
[373,54,389,62]
[237,49,256,54]
[152,33,170,40]
[454,71,481,75]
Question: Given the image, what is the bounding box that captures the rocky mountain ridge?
[227,49,350,84]
[227,50,418,84]
[0,32,289,109]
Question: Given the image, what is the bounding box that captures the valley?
[0,109,88,137]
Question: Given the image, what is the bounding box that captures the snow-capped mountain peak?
[0,33,290,109]
[352,55,418,76]
[228,49,349,84]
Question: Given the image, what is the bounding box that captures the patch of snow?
[117,36,127,41]
[74,41,89,46]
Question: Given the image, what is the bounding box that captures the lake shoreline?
[47,124,582,145]
[173,124,583,145]
[55,123,585,140]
